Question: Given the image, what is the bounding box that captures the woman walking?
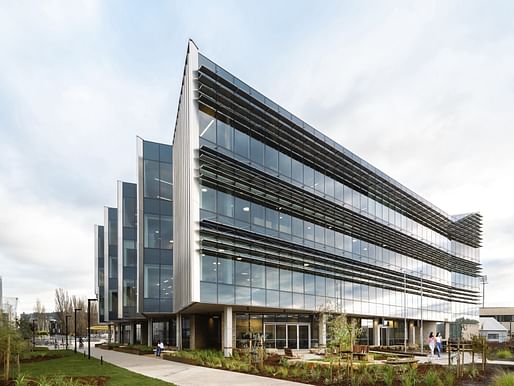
[428,332,435,359]
[436,332,442,359]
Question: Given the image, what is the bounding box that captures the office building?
[94,41,482,353]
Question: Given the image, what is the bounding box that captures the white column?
[373,319,380,346]
[319,313,327,347]
[223,306,233,357]
[176,314,182,350]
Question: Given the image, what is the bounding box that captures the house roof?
[480,317,508,332]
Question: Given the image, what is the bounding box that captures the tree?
[327,314,362,378]
[0,314,26,381]
[33,299,47,333]
[54,288,72,331]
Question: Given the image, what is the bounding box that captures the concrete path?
[89,347,307,386]
[414,351,514,366]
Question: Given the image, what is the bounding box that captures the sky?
[0,0,513,314]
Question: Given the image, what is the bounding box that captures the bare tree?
[54,288,72,331]
[33,299,48,332]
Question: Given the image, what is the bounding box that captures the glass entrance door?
[264,323,310,349]
[287,325,297,349]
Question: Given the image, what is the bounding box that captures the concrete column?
[142,321,149,346]
[409,323,416,345]
[176,314,182,350]
[319,313,327,347]
[223,306,233,357]
[129,323,135,344]
[373,319,380,346]
[147,318,153,346]
[190,315,196,349]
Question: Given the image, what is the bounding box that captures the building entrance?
[264,323,310,349]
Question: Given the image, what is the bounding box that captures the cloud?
[1,1,512,312]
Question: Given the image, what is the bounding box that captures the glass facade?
[119,182,137,318]
[195,50,482,326]
[93,44,482,350]
[95,225,105,323]
[139,139,174,313]
[104,207,118,321]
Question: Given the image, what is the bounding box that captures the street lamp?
[87,298,97,359]
[403,270,407,352]
[74,308,82,353]
[481,275,488,308]
[419,273,423,355]
[65,315,71,350]
[32,319,36,348]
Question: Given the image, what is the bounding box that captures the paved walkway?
[414,351,514,366]
[89,347,306,386]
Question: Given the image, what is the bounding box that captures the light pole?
[87,298,97,359]
[32,319,36,348]
[403,270,407,352]
[419,273,423,355]
[481,275,488,308]
[74,308,82,353]
[65,315,71,350]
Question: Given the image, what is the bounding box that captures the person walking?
[436,332,442,359]
[428,332,435,359]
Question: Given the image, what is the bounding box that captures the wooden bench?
[284,348,298,358]
[353,345,370,361]
[384,358,419,369]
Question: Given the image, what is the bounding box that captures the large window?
[144,214,160,248]
[144,264,160,298]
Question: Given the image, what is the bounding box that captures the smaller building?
[479,317,508,343]
[480,307,514,340]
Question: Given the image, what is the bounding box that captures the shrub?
[276,366,289,379]
[401,367,418,386]
[497,350,514,360]
[466,365,480,379]
[383,364,395,386]
[442,369,455,386]
[423,369,442,386]
[491,371,514,386]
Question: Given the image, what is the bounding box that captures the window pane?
[315,224,324,244]
[293,271,304,293]
[280,269,292,291]
[314,170,325,193]
[201,255,217,282]
[218,258,233,284]
[291,158,303,183]
[217,120,233,150]
[266,266,279,290]
[292,217,303,238]
[144,160,160,199]
[160,215,173,249]
[144,214,160,248]
[200,186,216,212]
[234,130,249,158]
[335,181,344,202]
[316,276,326,296]
[144,264,159,298]
[217,191,234,217]
[265,208,278,230]
[305,274,315,295]
[159,162,172,201]
[304,221,314,241]
[235,261,251,286]
[251,264,265,288]
[279,153,291,178]
[279,213,291,234]
[251,203,265,227]
[250,137,263,165]
[235,197,251,223]
[304,166,314,188]
[325,177,334,197]
[264,145,279,171]
[199,111,216,143]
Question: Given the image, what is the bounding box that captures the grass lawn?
[15,350,174,386]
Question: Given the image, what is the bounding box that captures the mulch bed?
[0,377,110,386]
